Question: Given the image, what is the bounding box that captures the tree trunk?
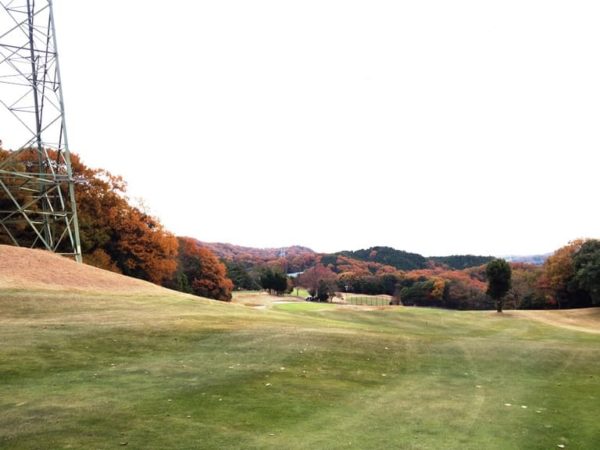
[496,299,503,313]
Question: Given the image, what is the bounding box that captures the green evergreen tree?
[486,259,512,313]
[259,268,288,295]
[573,240,600,305]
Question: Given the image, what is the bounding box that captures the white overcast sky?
[29,1,600,255]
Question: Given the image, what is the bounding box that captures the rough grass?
[1,289,599,449]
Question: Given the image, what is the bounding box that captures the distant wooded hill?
[429,255,496,270]
[197,242,315,260]
[336,246,494,271]
[199,242,493,272]
[337,246,428,270]
[195,241,317,273]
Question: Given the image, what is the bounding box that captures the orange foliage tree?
[109,206,178,284]
[69,154,178,284]
[506,263,545,309]
[0,149,178,284]
[538,239,585,308]
[537,239,599,308]
[170,237,233,301]
[296,264,337,298]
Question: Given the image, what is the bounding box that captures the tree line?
[3,148,598,309]
[0,149,234,301]
[293,241,600,310]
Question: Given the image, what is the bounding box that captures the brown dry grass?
[334,304,394,311]
[231,290,303,308]
[0,245,167,294]
[509,308,600,334]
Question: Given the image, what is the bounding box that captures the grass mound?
[0,245,167,294]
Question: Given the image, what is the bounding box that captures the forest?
[1,148,599,310]
[0,149,232,300]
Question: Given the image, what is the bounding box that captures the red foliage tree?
[70,154,178,284]
[297,264,337,297]
[172,237,233,301]
[538,239,587,308]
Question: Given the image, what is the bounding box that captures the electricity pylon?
[0,0,81,261]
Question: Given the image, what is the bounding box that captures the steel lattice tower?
[0,0,81,261]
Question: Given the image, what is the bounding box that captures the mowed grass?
[1,290,599,449]
[291,287,310,299]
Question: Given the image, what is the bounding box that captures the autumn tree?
[110,207,179,284]
[170,237,233,301]
[0,148,39,246]
[297,264,337,300]
[0,149,179,284]
[486,259,512,312]
[538,240,586,308]
[72,155,178,284]
[397,277,445,307]
[572,239,600,305]
[506,263,545,309]
[443,279,489,310]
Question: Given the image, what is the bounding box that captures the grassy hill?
[1,248,599,449]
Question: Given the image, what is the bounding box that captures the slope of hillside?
[0,245,166,294]
[196,240,317,273]
[196,241,315,260]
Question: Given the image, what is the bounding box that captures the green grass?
[1,290,599,449]
[291,287,310,298]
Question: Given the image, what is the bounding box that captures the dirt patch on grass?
[231,291,303,308]
[0,245,167,294]
[510,308,600,334]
